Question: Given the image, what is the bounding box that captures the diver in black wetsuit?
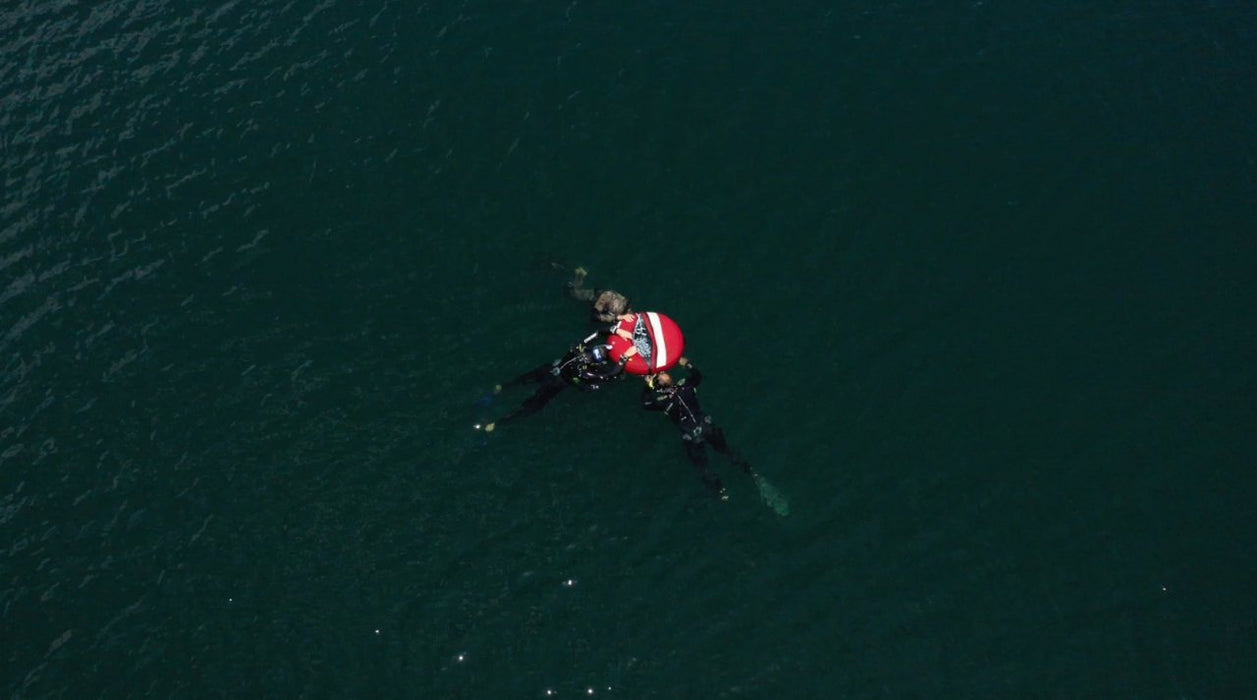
[641,357,752,500]
[479,332,637,431]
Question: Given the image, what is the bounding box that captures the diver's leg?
[502,363,553,390]
[497,379,564,424]
[684,439,726,498]
[707,427,753,474]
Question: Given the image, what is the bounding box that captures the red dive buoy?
[606,312,685,376]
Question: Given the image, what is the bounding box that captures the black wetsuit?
[641,363,751,496]
[497,335,626,424]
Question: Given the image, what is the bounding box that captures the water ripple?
[0,0,434,694]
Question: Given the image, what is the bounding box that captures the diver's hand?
[677,357,689,367]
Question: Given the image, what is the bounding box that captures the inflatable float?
[606,312,684,376]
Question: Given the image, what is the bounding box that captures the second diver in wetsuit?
[479,332,638,432]
[641,357,753,500]
[565,265,632,325]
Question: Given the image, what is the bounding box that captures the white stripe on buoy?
[646,312,667,370]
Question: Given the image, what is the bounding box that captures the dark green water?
[3,1,1255,697]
